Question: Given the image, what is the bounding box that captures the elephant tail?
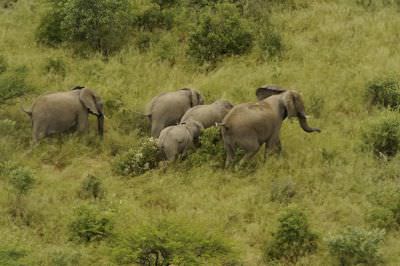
[216,122,229,130]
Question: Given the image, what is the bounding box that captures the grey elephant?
[145,88,204,138]
[157,119,204,161]
[221,85,320,167]
[180,100,233,128]
[23,86,104,143]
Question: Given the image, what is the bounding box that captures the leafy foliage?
[264,208,318,263]
[43,57,66,77]
[327,227,385,266]
[113,137,161,176]
[1,161,35,196]
[78,175,105,200]
[362,111,400,157]
[37,0,133,54]
[114,220,237,265]
[69,205,113,243]
[366,76,400,108]
[188,3,253,64]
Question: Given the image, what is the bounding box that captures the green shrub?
[0,246,26,266]
[37,0,133,54]
[361,111,400,157]
[326,227,385,266]
[151,0,178,9]
[78,175,105,200]
[8,167,35,196]
[113,220,237,265]
[366,207,397,230]
[134,6,174,31]
[69,205,113,243]
[186,127,225,167]
[36,5,66,47]
[0,66,31,104]
[113,137,161,176]
[188,3,253,64]
[367,186,400,229]
[264,208,318,264]
[0,55,8,74]
[44,57,66,77]
[366,76,400,108]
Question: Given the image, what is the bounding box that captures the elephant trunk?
[298,112,320,133]
[97,114,104,138]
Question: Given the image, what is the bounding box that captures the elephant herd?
[22,85,321,167]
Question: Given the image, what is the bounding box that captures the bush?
[113,220,237,265]
[188,3,253,64]
[113,138,161,177]
[78,175,105,200]
[0,119,16,136]
[0,246,26,266]
[366,207,397,230]
[366,76,400,108]
[0,66,31,104]
[327,227,385,266]
[36,5,65,47]
[185,127,225,167]
[264,208,318,264]
[362,111,400,157]
[37,0,133,54]
[43,57,66,77]
[134,6,174,31]
[8,166,35,196]
[69,205,113,243]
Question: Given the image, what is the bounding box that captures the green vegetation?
[327,227,385,265]
[264,208,318,264]
[1,0,400,264]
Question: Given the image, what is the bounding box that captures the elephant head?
[181,88,204,107]
[256,86,320,133]
[79,88,104,136]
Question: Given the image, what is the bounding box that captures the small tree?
[188,3,253,64]
[264,208,318,263]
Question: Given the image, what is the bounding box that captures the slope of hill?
[1,0,400,265]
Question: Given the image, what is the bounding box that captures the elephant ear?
[183,88,203,106]
[281,90,302,118]
[256,85,286,101]
[80,88,100,115]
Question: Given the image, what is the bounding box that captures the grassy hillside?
[1,0,400,265]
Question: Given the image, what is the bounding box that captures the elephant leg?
[32,122,47,144]
[264,137,282,161]
[77,113,89,133]
[224,142,235,168]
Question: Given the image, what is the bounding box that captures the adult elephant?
[23,86,104,143]
[145,88,204,138]
[180,100,233,129]
[221,85,320,167]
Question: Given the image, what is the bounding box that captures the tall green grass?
[1,0,400,265]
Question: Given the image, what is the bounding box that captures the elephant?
[157,119,204,161]
[145,88,204,138]
[23,86,104,143]
[221,85,320,167]
[180,100,234,129]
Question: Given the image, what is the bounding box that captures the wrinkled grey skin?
[157,119,204,161]
[180,100,233,129]
[221,85,320,167]
[23,87,104,143]
[145,88,204,138]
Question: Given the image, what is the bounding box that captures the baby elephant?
[157,120,203,161]
[180,100,233,129]
[23,86,104,143]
